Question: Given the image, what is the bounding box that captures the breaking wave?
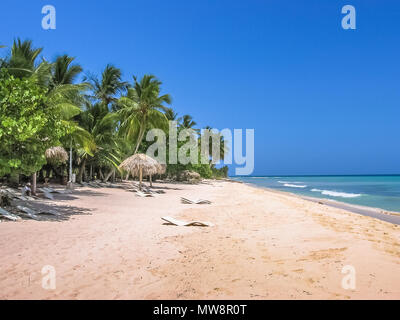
[283,183,307,188]
[311,189,361,198]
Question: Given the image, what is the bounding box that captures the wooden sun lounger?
[161,216,214,227]
[88,183,101,188]
[16,206,40,220]
[136,191,154,197]
[38,209,62,217]
[180,197,194,204]
[180,197,211,204]
[195,199,211,204]
[43,192,54,200]
[4,188,23,200]
[42,187,70,194]
[0,208,21,221]
[38,188,54,200]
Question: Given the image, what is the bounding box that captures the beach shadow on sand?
[4,200,94,222]
[35,203,93,222]
[48,189,109,201]
[149,185,183,191]
[2,189,100,223]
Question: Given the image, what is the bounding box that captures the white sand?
[0,181,399,299]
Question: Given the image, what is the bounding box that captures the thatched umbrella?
[157,163,166,175]
[28,146,69,195]
[119,154,159,189]
[45,146,68,164]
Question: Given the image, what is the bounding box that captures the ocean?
[232,175,400,213]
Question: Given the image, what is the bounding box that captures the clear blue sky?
[1,0,399,175]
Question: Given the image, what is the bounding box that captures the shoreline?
[234,180,400,225]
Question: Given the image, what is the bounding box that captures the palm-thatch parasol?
[45,146,68,164]
[157,163,166,175]
[119,153,159,189]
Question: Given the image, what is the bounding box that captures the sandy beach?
[0,180,399,300]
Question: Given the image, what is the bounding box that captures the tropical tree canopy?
[0,38,229,184]
[117,74,171,154]
[0,69,67,176]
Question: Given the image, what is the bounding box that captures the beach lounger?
[42,187,70,194]
[0,208,21,221]
[180,197,193,204]
[88,182,101,188]
[151,189,165,194]
[161,216,214,227]
[16,206,40,220]
[43,192,54,200]
[4,188,23,200]
[38,209,62,217]
[195,199,211,204]
[136,191,154,197]
[180,197,211,204]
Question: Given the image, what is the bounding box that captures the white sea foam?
[311,189,361,198]
[283,183,307,188]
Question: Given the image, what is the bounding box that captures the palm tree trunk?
[139,167,143,190]
[31,172,37,195]
[69,139,73,183]
[149,174,152,187]
[134,122,146,154]
[103,169,114,182]
[77,158,86,183]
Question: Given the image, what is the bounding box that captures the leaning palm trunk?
[134,121,146,154]
[103,168,114,183]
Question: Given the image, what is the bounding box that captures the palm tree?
[2,39,94,189]
[51,55,83,87]
[202,126,227,164]
[181,114,197,129]
[164,107,179,121]
[0,45,5,69]
[76,102,122,183]
[6,38,43,78]
[117,74,172,154]
[87,64,128,108]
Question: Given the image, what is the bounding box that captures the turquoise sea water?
[232,175,400,212]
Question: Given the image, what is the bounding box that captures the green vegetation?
[0,38,228,186]
[0,69,66,176]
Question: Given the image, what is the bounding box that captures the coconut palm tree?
[87,64,128,108]
[75,102,123,183]
[51,55,83,87]
[6,38,43,78]
[2,39,94,189]
[164,107,179,121]
[117,74,172,154]
[202,126,227,164]
[181,114,197,129]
